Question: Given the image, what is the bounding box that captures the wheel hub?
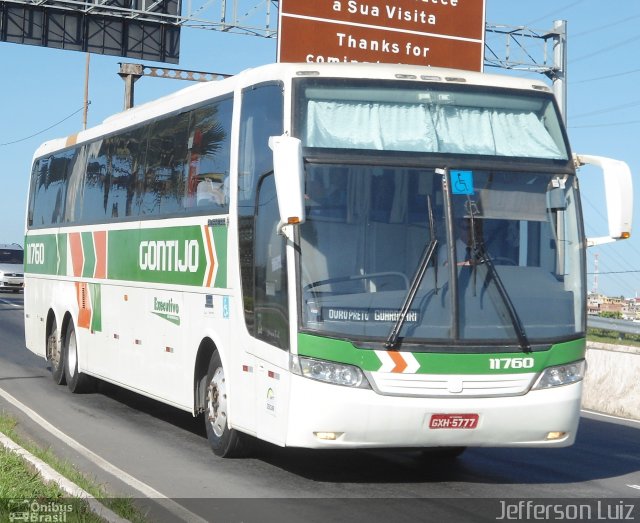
[206,367,227,438]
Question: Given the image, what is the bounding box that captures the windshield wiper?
[463,195,531,353]
[385,196,438,350]
[473,240,532,353]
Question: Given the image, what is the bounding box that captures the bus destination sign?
[278,0,486,71]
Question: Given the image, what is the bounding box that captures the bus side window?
[186,97,232,213]
[238,83,284,209]
[29,158,50,227]
[238,83,286,348]
[106,132,142,218]
[82,140,110,223]
[29,151,76,227]
[141,112,190,217]
[65,145,88,224]
[50,153,74,224]
[254,174,289,349]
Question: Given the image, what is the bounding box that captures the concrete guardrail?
[583,340,640,421]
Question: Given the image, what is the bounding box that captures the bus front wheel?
[63,323,95,394]
[205,352,247,458]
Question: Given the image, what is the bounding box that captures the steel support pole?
[118,63,144,110]
[552,19,567,125]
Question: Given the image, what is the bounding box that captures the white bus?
[24,62,632,457]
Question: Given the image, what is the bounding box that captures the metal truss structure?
[484,23,564,80]
[485,21,567,121]
[1,0,278,36]
[179,0,277,36]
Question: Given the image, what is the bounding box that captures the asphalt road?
[1,292,639,523]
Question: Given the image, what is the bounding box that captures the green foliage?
[0,448,99,522]
[0,411,149,522]
[599,311,623,319]
[588,328,640,347]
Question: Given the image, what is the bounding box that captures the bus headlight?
[290,355,371,389]
[532,360,586,390]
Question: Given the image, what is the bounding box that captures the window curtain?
[306,101,565,160]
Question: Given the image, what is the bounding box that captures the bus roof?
[32,62,554,160]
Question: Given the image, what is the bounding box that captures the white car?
[0,243,24,293]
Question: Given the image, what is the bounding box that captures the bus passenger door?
[239,173,291,445]
[237,82,290,445]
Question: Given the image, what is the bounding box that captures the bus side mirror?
[269,135,306,231]
[574,154,633,247]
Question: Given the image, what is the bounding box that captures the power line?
[572,67,640,85]
[587,270,640,275]
[523,0,586,26]
[572,13,640,38]
[572,33,640,63]
[572,98,640,120]
[570,119,640,129]
[0,104,88,147]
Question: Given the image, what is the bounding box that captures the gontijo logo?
[139,240,199,273]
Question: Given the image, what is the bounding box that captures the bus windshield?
[296,79,569,161]
[298,164,584,348]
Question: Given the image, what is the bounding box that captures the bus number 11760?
[489,357,535,370]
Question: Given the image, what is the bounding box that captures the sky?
[1,0,639,298]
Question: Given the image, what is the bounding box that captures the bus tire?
[47,318,65,385]
[63,323,95,394]
[204,351,247,458]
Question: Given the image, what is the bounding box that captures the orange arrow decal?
[388,351,408,373]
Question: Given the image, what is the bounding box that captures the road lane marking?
[628,485,640,490]
[0,385,208,523]
[0,298,21,308]
[581,409,640,426]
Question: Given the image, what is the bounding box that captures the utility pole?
[83,54,90,130]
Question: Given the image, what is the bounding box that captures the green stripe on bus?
[297,333,586,374]
[212,226,228,288]
[89,283,102,332]
[81,231,96,279]
[57,233,67,276]
[297,333,382,370]
[25,223,228,289]
[24,234,59,275]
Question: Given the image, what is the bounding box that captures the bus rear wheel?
[204,352,248,458]
[63,323,95,393]
[47,319,65,385]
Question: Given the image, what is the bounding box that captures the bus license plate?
[429,414,479,429]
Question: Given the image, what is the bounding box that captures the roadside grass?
[0,412,148,522]
[0,445,99,522]
[587,329,640,348]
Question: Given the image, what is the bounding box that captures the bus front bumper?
[285,374,582,449]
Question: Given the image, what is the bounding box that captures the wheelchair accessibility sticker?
[451,170,474,195]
